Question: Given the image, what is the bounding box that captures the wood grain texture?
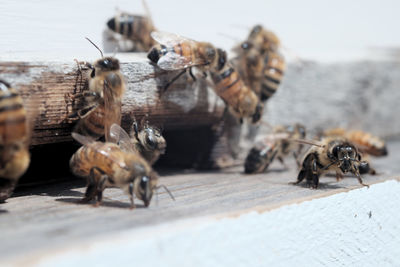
[0,54,225,145]
[0,141,399,263]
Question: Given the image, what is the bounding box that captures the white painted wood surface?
[4,180,400,267]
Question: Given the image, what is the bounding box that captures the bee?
[70,123,173,208]
[244,124,306,174]
[128,117,166,165]
[322,128,388,157]
[106,2,156,52]
[67,38,125,141]
[293,137,369,189]
[0,80,32,201]
[147,31,263,123]
[235,25,285,102]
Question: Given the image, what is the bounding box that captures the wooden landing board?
[0,141,399,263]
[0,54,225,145]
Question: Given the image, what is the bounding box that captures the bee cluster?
[0,6,389,209]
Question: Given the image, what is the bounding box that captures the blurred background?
[1,0,399,137]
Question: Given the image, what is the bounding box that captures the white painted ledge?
[10,179,400,267]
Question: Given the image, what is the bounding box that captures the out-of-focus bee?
[128,117,166,165]
[244,124,306,174]
[237,47,285,102]
[293,137,369,189]
[106,2,156,52]
[244,25,281,53]
[147,31,263,123]
[321,128,388,157]
[67,38,125,141]
[70,124,173,208]
[0,80,34,201]
[235,25,285,102]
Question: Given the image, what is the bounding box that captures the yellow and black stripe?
[260,51,285,101]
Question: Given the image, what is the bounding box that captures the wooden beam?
[0,54,225,145]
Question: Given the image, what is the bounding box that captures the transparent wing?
[71,132,96,145]
[103,73,122,143]
[157,52,198,70]
[109,123,136,153]
[73,131,130,170]
[150,31,194,46]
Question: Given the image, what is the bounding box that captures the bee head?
[250,25,263,37]
[333,144,357,173]
[244,146,269,174]
[147,45,161,63]
[216,48,227,71]
[107,18,116,31]
[95,57,120,71]
[133,175,153,207]
[143,127,166,154]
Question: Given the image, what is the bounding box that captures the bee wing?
[72,131,129,170]
[109,123,136,153]
[103,73,123,143]
[71,132,96,145]
[157,53,203,70]
[150,31,194,46]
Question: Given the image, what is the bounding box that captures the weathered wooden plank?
[0,54,225,145]
[0,141,399,263]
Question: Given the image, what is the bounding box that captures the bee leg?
[309,159,319,189]
[94,176,107,207]
[130,117,140,140]
[129,182,136,210]
[336,172,344,182]
[277,156,289,170]
[354,167,369,188]
[80,169,99,203]
[163,69,187,92]
[188,68,197,81]
[293,150,302,168]
[74,59,93,70]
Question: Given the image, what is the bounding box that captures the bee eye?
[241,42,251,50]
[146,135,156,149]
[140,176,149,189]
[90,69,96,78]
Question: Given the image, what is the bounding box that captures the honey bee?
[67,38,125,141]
[293,137,369,189]
[128,117,166,165]
[244,124,306,174]
[0,80,32,201]
[70,123,173,208]
[235,25,285,102]
[106,3,156,52]
[147,31,263,123]
[321,128,388,157]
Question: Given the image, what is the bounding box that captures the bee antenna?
[290,138,325,148]
[156,184,175,201]
[218,32,240,42]
[85,37,104,58]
